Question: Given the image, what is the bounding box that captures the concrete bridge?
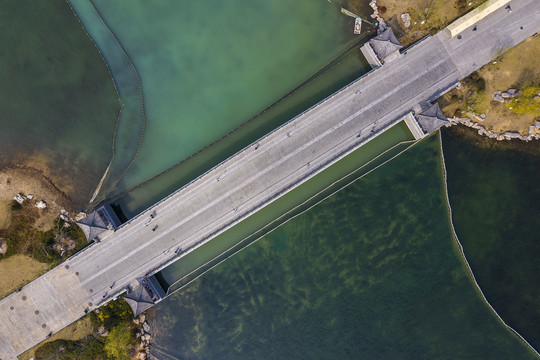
[1,0,539,357]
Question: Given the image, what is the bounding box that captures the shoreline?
[0,167,75,232]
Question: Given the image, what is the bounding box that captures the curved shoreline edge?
[438,130,540,358]
[66,0,148,203]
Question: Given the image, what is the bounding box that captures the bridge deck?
[1,0,539,356]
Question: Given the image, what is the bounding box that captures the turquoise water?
[151,134,537,359]
[442,126,540,351]
[114,44,372,217]
[68,0,370,199]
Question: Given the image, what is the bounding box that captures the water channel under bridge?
[0,0,539,357]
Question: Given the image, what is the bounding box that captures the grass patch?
[0,255,47,299]
[0,201,87,267]
[29,298,138,360]
[440,35,540,134]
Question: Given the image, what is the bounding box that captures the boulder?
[492,95,505,103]
[401,13,411,28]
[491,90,501,98]
[0,240,7,255]
[14,193,25,204]
[480,114,486,119]
[26,194,34,200]
[139,314,145,323]
[35,200,47,209]
[501,92,511,98]
[507,88,517,95]
[142,322,150,333]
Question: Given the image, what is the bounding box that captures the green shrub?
[34,337,106,360]
[104,324,136,360]
[507,86,540,114]
[91,298,133,331]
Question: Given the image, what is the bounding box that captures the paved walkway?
[0,0,538,357]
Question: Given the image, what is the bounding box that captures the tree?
[104,325,135,360]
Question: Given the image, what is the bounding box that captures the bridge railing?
[117,57,384,230]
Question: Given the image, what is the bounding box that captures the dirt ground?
[376,0,486,46]
[18,316,94,360]
[0,255,47,299]
[0,199,11,230]
[440,35,540,134]
[0,168,72,231]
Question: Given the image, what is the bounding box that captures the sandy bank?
[0,167,73,231]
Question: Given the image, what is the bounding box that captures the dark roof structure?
[76,210,109,242]
[416,103,449,134]
[369,28,402,61]
[124,286,155,316]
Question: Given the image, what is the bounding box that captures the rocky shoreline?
[134,313,154,360]
[446,117,540,141]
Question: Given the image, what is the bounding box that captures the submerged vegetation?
[152,134,536,359]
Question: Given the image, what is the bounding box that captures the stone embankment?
[369,0,385,24]
[446,87,540,141]
[446,117,540,141]
[133,313,153,360]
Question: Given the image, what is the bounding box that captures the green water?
[160,121,414,290]
[151,135,536,359]
[0,0,120,208]
[113,44,372,217]
[69,0,369,198]
[441,126,540,351]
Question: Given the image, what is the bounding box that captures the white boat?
[354,17,362,34]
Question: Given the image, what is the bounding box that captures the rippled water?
[150,134,537,359]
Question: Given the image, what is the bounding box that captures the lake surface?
[3,1,538,358]
[0,0,120,208]
[442,126,540,351]
[150,134,537,359]
[68,0,372,200]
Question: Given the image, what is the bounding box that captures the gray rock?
[501,92,511,98]
[507,88,517,95]
[493,95,505,103]
[503,132,521,139]
[14,193,25,204]
[142,322,150,333]
[401,13,411,28]
[35,200,47,209]
[480,113,486,119]
[491,90,501,98]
